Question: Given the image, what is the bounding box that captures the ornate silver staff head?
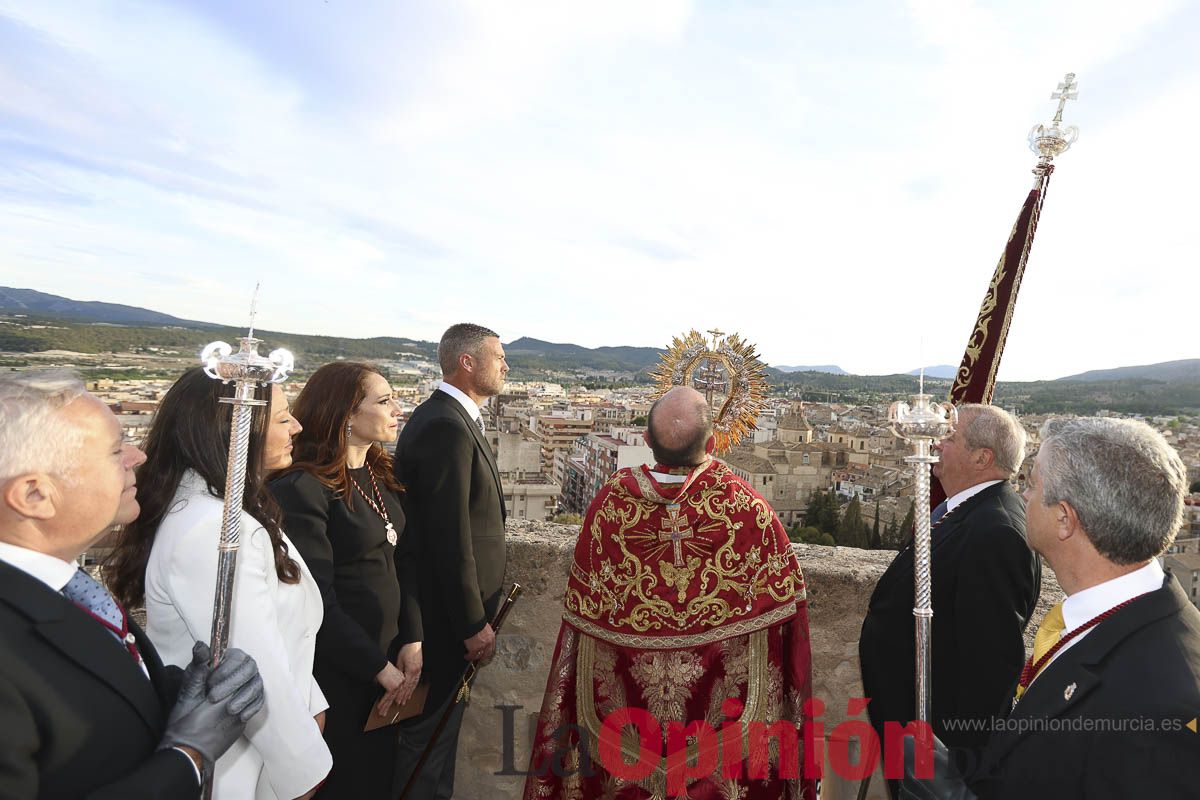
[1029,72,1079,170]
[889,392,957,461]
[200,337,294,395]
[200,283,294,396]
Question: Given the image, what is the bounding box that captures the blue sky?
[1,0,1196,380]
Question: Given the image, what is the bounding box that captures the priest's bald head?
[645,386,714,467]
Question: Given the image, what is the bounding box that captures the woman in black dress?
[271,362,422,798]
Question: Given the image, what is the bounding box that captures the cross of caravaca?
[658,504,694,566]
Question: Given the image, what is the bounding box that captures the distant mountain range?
[1058,360,1200,383]
[775,364,848,375]
[2,288,1196,389]
[0,286,213,328]
[907,365,958,379]
[505,337,664,372]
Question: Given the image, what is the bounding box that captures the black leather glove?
[158,642,266,766]
[899,733,978,800]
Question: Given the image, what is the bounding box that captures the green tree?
[882,515,898,549]
[838,497,870,548]
[817,490,840,535]
[552,512,583,525]
[882,502,913,550]
[869,499,882,549]
[796,527,836,547]
[901,499,915,535]
[793,526,819,544]
[803,492,823,528]
[804,491,837,534]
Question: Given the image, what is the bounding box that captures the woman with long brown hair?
[270,362,421,798]
[107,366,331,800]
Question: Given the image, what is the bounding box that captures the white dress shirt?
[945,479,1004,514]
[1045,559,1165,670]
[144,471,332,800]
[437,381,482,424]
[0,541,78,591]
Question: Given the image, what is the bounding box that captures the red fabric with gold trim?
[948,175,1049,407]
[562,460,802,646]
[523,459,816,799]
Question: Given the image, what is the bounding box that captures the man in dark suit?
[0,370,264,799]
[860,404,1041,794]
[393,323,509,798]
[902,416,1200,799]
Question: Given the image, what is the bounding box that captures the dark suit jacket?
[0,559,197,800]
[393,388,507,711]
[971,575,1200,798]
[860,482,1041,757]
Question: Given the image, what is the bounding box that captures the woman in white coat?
[107,367,331,799]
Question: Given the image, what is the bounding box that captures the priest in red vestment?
[524,387,816,800]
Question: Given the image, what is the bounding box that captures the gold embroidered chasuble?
[523,459,816,800]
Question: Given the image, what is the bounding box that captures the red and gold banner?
[931,166,1055,507]
[948,165,1054,406]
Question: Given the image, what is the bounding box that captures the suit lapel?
[984,576,1184,765]
[986,660,1101,764]
[930,511,962,551]
[930,482,1008,551]
[871,487,998,597]
[435,390,505,515]
[0,561,162,732]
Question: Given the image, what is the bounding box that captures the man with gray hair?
[394,323,509,798]
[0,371,265,799]
[861,404,1041,796]
[902,417,1200,798]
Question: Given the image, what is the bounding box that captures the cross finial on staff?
[1050,72,1078,125]
[247,282,261,338]
[706,328,725,350]
[1029,71,1080,171]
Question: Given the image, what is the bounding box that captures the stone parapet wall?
[454,521,1062,799]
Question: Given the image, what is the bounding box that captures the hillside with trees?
[2,302,1197,414]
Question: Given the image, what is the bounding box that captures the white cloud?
[0,0,1196,381]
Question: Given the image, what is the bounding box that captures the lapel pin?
[1064,682,1076,701]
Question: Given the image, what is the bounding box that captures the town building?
[1162,552,1200,610]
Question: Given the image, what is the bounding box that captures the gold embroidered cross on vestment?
[658,504,694,566]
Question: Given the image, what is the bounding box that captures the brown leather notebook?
[362,684,429,731]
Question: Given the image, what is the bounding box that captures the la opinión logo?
[496,697,935,794]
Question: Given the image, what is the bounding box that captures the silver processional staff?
[890,374,956,723]
[198,291,293,798]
